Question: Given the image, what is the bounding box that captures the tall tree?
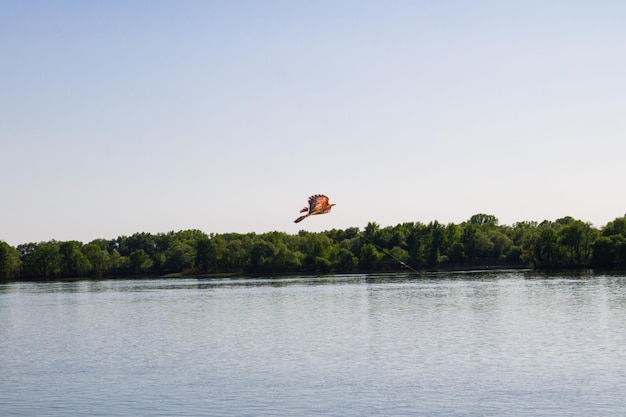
[21,242,61,278]
[164,241,194,272]
[533,228,563,268]
[129,249,153,273]
[59,241,90,277]
[359,243,382,270]
[84,243,110,276]
[0,241,21,279]
[469,214,499,226]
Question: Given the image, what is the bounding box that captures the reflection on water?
[1,271,626,416]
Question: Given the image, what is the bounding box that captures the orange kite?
[294,194,336,223]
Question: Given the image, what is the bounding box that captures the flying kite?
[294,194,336,223]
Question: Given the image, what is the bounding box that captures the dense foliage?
[2,214,626,280]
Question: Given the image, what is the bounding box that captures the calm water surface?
[2,271,626,416]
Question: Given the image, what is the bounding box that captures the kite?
[294,194,336,223]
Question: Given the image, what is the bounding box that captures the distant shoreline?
[2,214,625,281]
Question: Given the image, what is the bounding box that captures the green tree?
[512,221,539,265]
[299,233,336,272]
[381,246,410,270]
[591,236,620,267]
[441,223,462,264]
[489,230,513,260]
[195,237,212,273]
[461,224,493,262]
[448,242,467,264]
[84,243,110,276]
[164,241,194,272]
[119,233,157,258]
[558,220,597,266]
[336,248,358,271]
[109,250,129,274]
[248,240,276,273]
[427,221,445,265]
[129,249,153,273]
[272,243,303,272]
[469,214,499,226]
[225,239,248,271]
[603,217,626,236]
[533,228,563,268]
[59,241,90,276]
[21,242,61,278]
[592,217,626,267]
[363,222,382,247]
[0,241,21,280]
[359,243,382,270]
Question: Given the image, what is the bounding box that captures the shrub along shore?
[1,214,626,281]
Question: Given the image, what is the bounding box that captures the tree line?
[1,214,626,280]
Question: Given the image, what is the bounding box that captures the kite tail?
[294,214,309,223]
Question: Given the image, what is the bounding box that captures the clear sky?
[2,1,625,246]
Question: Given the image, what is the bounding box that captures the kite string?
[360,234,420,274]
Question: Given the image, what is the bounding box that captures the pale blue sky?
[2,1,625,246]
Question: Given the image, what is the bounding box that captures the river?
[1,270,626,416]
